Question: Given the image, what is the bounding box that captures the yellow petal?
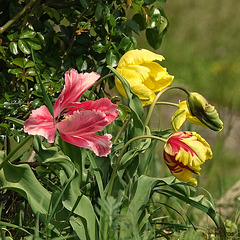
[171,167,198,187]
[115,68,153,100]
[118,49,165,68]
[171,109,187,132]
[141,62,174,92]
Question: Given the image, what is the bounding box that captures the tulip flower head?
[163,131,212,186]
[24,69,119,157]
[187,92,223,131]
[171,101,206,132]
[115,49,174,105]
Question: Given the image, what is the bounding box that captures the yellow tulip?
[171,101,205,132]
[115,49,174,105]
[163,131,212,186]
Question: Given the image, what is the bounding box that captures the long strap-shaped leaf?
[108,66,144,137]
[34,137,97,240]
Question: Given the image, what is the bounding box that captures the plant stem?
[113,116,131,144]
[0,135,33,170]
[144,101,179,108]
[144,86,190,128]
[0,0,37,34]
[107,135,167,197]
[88,73,114,99]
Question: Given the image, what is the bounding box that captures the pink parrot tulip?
[24,69,119,157]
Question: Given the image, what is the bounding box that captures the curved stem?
[88,73,114,99]
[144,86,190,128]
[0,135,33,170]
[113,116,131,144]
[144,101,179,108]
[107,135,167,196]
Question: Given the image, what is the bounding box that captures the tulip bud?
[163,131,212,186]
[171,101,206,132]
[186,92,223,131]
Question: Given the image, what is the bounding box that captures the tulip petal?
[141,62,174,92]
[64,98,119,123]
[54,69,100,118]
[116,68,153,100]
[118,49,165,68]
[57,110,110,135]
[60,132,112,157]
[24,105,56,143]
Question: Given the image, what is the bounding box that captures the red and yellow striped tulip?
[163,131,212,186]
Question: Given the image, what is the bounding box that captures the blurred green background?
[137,0,240,204]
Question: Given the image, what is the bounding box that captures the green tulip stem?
[88,73,114,99]
[0,135,33,170]
[107,135,167,197]
[144,86,190,128]
[144,101,179,108]
[113,116,131,144]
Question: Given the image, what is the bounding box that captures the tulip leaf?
[0,152,51,224]
[119,175,174,238]
[5,116,24,127]
[107,66,144,136]
[160,188,226,237]
[33,137,97,240]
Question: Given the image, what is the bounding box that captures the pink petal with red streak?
[64,98,119,123]
[54,69,100,118]
[24,105,56,143]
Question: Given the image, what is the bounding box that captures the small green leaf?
[76,56,90,71]
[8,68,23,75]
[132,13,147,31]
[43,5,60,22]
[25,60,35,68]
[126,19,141,35]
[118,36,137,51]
[12,58,24,68]
[7,32,18,41]
[9,42,18,55]
[18,39,31,54]
[106,50,119,67]
[12,58,35,68]
[93,40,110,53]
[26,38,42,50]
[20,28,36,39]
[26,68,37,76]
[95,3,103,21]
[109,14,116,27]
